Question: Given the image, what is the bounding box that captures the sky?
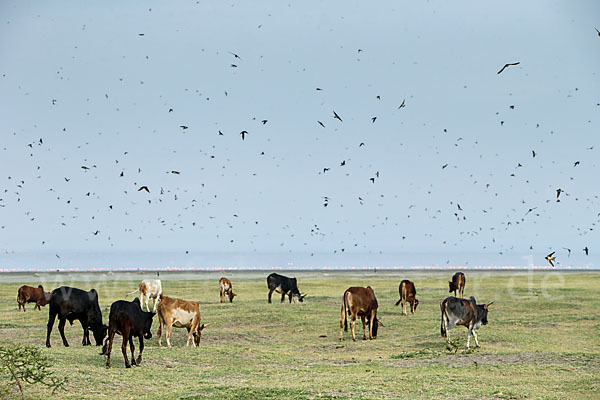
[1,1,599,270]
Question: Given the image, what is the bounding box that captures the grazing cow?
[440,296,493,349]
[17,285,51,311]
[101,298,155,368]
[266,273,306,303]
[46,286,107,348]
[448,272,466,297]
[127,279,162,312]
[394,280,419,315]
[339,286,383,341]
[157,294,209,347]
[219,277,236,303]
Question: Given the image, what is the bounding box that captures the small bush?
[0,344,67,399]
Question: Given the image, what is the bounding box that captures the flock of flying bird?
[1,21,599,269]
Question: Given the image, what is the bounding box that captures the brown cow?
[157,294,209,347]
[394,280,419,315]
[449,272,466,298]
[339,286,383,341]
[17,285,51,312]
[219,277,236,303]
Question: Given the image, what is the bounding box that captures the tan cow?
[339,286,383,341]
[219,277,236,303]
[394,280,419,316]
[157,294,209,347]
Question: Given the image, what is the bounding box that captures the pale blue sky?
[1,1,599,269]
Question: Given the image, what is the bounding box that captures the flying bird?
[240,131,248,140]
[317,120,325,128]
[333,111,343,122]
[442,164,448,169]
[138,186,150,193]
[563,247,571,257]
[171,171,180,175]
[596,28,600,37]
[228,51,242,60]
[574,161,580,167]
[583,246,589,256]
[532,150,536,158]
[369,177,375,183]
[262,120,268,125]
[180,125,188,130]
[545,252,556,267]
[371,117,377,123]
[556,188,563,199]
[398,99,406,109]
[497,62,520,74]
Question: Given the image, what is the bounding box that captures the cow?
[219,277,236,303]
[339,286,383,341]
[394,280,419,315]
[449,272,466,298]
[266,273,306,303]
[440,296,493,349]
[46,286,108,348]
[126,279,162,312]
[157,294,209,347]
[17,285,51,312]
[101,298,155,368]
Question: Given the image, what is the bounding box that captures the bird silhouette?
[138,186,150,193]
[228,51,243,60]
[240,131,248,140]
[596,28,600,37]
[532,150,536,158]
[371,117,377,123]
[262,120,268,125]
[574,161,580,167]
[583,246,589,256]
[398,99,406,109]
[333,111,343,122]
[545,252,556,267]
[317,121,325,128]
[180,125,188,130]
[556,188,563,199]
[497,62,520,74]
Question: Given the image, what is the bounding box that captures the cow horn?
[487,301,494,307]
[377,319,385,327]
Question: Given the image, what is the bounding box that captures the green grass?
[1,271,599,399]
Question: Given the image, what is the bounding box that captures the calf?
[340,286,383,341]
[448,272,466,297]
[46,286,107,348]
[440,296,493,348]
[394,280,419,315]
[266,273,306,303]
[219,277,236,303]
[102,298,155,368]
[17,285,51,311]
[157,294,209,347]
[127,279,162,312]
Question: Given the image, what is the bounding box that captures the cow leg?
[145,295,151,313]
[186,327,192,346]
[105,330,116,368]
[136,337,144,365]
[121,328,131,368]
[58,318,69,347]
[81,319,90,346]
[35,302,40,311]
[402,299,407,316]
[152,296,159,313]
[466,325,473,349]
[129,335,136,366]
[220,288,225,303]
[166,324,172,347]
[472,329,480,348]
[157,316,163,347]
[350,315,357,342]
[361,316,367,340]
[339,307,345,341]
[268,289,274,303]
[46,310,57,348]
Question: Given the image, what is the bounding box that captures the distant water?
[0,251,596,272]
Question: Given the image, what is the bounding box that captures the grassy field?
[0,270,598,399]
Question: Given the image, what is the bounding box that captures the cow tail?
[394,299,401,306]
[440,300,447,338]
[17,287,22,304]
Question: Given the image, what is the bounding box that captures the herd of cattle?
[15,271,492,368]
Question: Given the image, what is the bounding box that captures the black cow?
[440,296,493,349]
[46,286,107,348]
[266,273,306,303]
[101,298,155,368]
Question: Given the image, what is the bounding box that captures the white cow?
[127,279,162,312]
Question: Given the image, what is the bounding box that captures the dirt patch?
[388,352,600,369]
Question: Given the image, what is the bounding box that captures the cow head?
[93,324,108,346]
[480,301,494,325]
[192,323,210,346]
[448,281,457,293]
[412,298,419,312]
[370,317,383,338]
[143,311,155,339]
